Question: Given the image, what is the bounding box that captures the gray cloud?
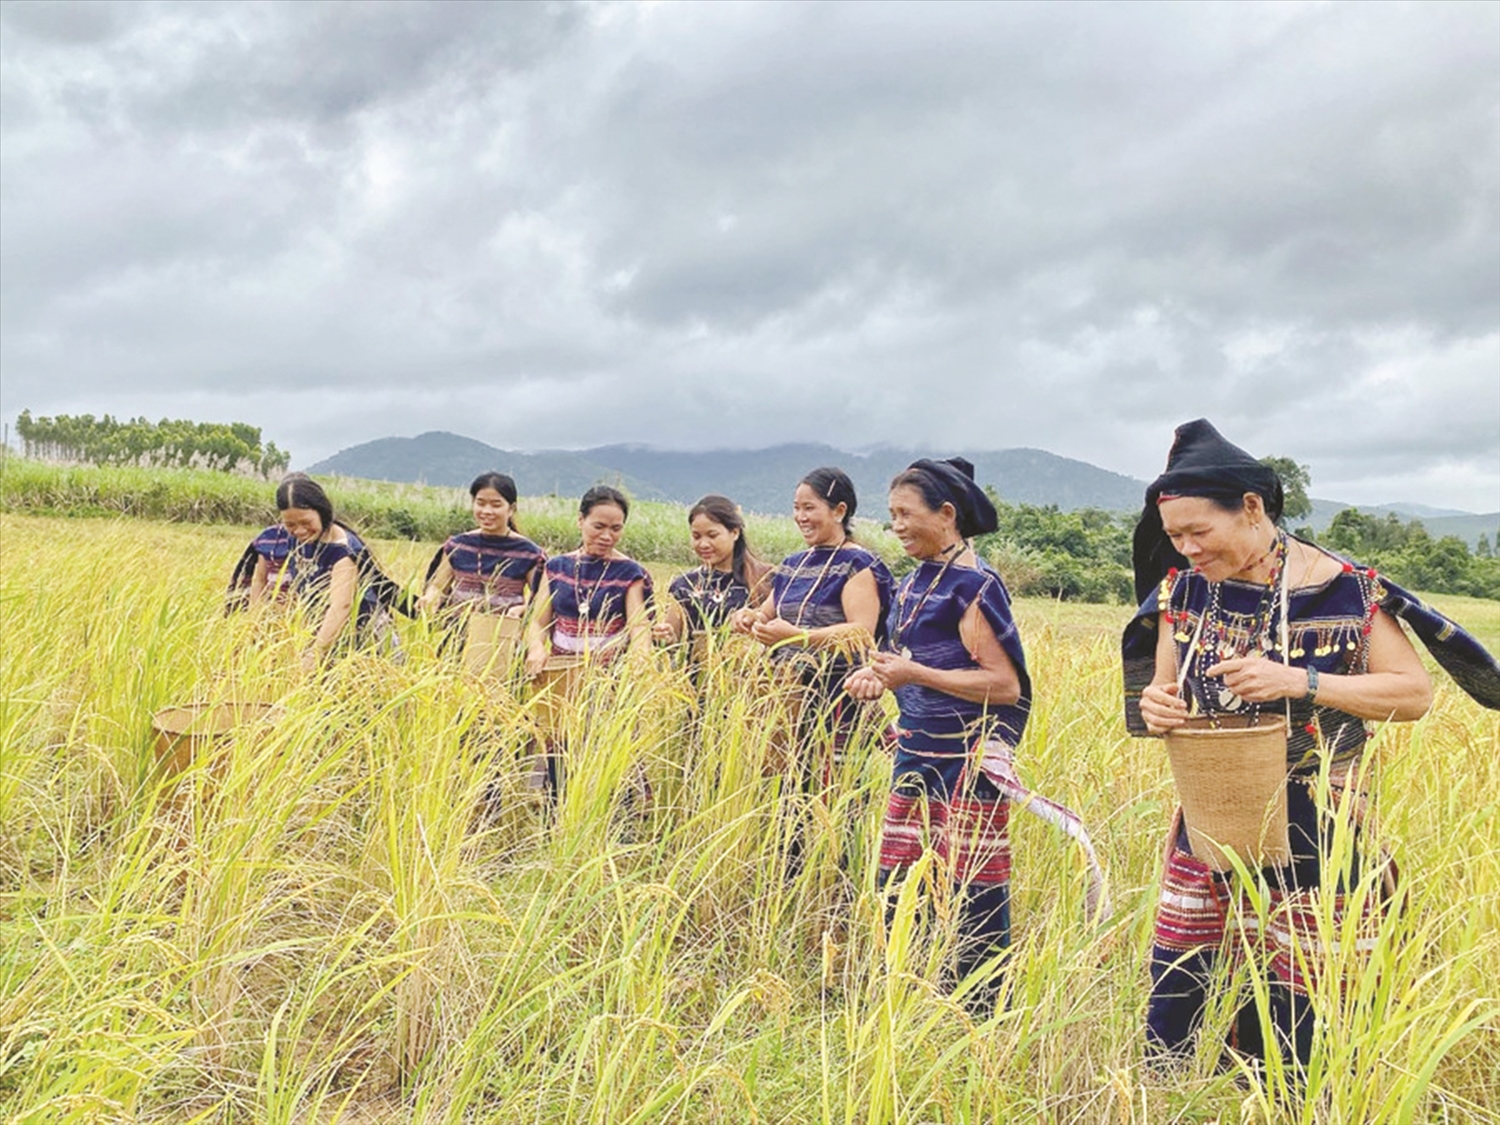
[2,0,1495,511]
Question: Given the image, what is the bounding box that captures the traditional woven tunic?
[880,559,1030,959]
[769,543,894,671]
[767,543,894,774]
[440,531,546,614]
[544,552,652,663]
[291,536,381,634]
[250,525,297,599]
[667,567,751,635]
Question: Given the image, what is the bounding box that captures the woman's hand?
[730,607,760,635]
[843,665,886,701]
[524,645,549,679]
[1139,682,1189,734]
[869,650,920,690]
[299,646,321,675]
[750,616,803,647]
[1204,657,1305,704]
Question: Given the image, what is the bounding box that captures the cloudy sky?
[3,0,1497,510]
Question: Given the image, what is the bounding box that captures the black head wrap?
[1131,419,1285,603]
[904,457,999,538]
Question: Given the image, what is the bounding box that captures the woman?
[418,471,546,627]
[275,476,394,670]
[652,494,769,650]
[845,457,1029,1010]
[525,486,653,792]
[1125,419,1499,1069]
[733,467,894,784]
[225,472,313,611]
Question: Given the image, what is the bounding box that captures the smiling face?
[579,502,627,558]
[1157,493,1270,582]
[792,483,846,547]
[472,486,513,535]
[888,484,957,560]
[690,512,738,570]
[280,506,324,543]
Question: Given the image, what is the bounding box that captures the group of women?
[230,420,1500,1069]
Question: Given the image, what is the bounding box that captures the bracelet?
[1303,665,1319,704]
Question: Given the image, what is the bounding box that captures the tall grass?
[1,514,1496,1123]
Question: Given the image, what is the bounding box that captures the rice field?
[1,514,1496,1124]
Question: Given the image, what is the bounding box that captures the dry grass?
[1,514,1496,1124]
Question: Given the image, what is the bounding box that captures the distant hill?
[306,432,1148,514]
[306,431,1492,543]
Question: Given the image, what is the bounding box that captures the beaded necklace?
[1171,531,1287,718]
[776,541,846,630]
[891,541,963,658]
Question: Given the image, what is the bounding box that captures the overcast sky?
[3,0,1497,510]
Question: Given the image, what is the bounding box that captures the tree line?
[15,411,290,477]
[976,457,1498,603]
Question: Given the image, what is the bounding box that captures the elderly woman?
[1124,419,1500,1068]
[845,457,1028,1011]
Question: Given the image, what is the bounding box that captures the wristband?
[1302,665,1319,704]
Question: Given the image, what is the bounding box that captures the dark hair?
[470,472,520,532]
[276,475,335,533]
[1196,486,1286,524]
[580,484,630,521]
[890,468,949,517]
[273,475,415,617]
[470,472,518,504]
[688,494,765,587]
[798,467,857,536]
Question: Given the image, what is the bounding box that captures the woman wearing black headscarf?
[1124,419,1500,1069]
[845,458,1028,1012]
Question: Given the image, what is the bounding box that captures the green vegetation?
[15,410,290,476]
[5,458,1497,602]
[1320,507,1500,600]
[2,513,1496,1123]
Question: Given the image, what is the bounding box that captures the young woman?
[1125,419,1499,1069]
[733,467,894,783]
[845,458,1028,1011]
[418,472,546,622]
[225,472,315,611]
[653,494,769,649]
[525,486,653,793]
[275,476,392,670]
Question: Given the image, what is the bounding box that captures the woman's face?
[281,507,324,543]
[1157,494,1266,582]
[579,502,627,558]
[473,487,513,535]
[792,483,846,547]
[690,512,739,570]
[888,485,956,560]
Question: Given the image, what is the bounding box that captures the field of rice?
[2,513,1497,1124]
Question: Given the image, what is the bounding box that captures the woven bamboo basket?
[461,613,522,678]
[151,701,283,780]
[529,654,589,741]
[1164,714,1291,872]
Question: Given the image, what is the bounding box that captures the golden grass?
[1,514,1496,1124]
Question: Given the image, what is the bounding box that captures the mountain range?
[306,431,1497,545]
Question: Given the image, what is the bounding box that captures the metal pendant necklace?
[778,539,845,629]
[574,551,612,622]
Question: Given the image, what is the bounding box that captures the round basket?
[1164,714,1291,873]
[461,612,522,678]
[151,701,283,779]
